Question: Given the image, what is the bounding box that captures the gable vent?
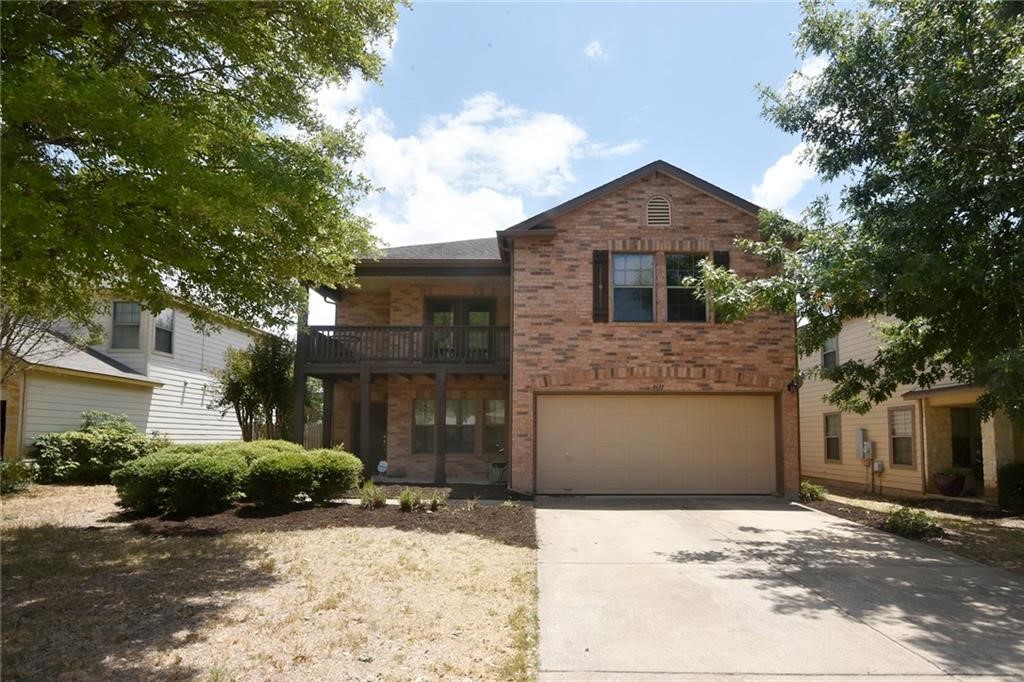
[647,196,671,225]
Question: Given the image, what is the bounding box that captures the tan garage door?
[536,394,776,494]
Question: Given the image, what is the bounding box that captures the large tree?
[693,0,1024,422]
[1,1,396,341]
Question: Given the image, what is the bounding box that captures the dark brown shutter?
[713,250,730,269]
[592,250,609,323]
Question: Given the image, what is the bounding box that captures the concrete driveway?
[537,496,1024,681]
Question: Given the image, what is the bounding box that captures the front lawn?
[1,485,537,681]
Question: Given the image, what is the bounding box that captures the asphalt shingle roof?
[382,237,500,261]
[21,332,160,385]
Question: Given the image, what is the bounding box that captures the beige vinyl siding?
[799,317,924,494]
[146,312,255,442]
[21,373,153,449]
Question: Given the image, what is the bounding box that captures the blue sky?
[310,1,829,321]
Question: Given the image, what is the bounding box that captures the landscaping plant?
[799,480,828,503]
[0,459,37,495]
[112,451,247,516]
[881,506,942,540]
[245,452,318,506]
[33,411,160,483]
[359,481,387,509]
[428,491,449,512]
[398,487,424,512]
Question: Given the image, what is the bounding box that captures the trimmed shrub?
[398,487,423,512]
[221,439,304,464]
[245,452,317,506]
[0,459,38,495]
[799,480,828,503]
[112,451,247,515]
[307,449,363,503]
[33,411,157,483]
[882,505,942,539]
[359,481,386,509]
[164,454,247,515]
[997,462,1024,511]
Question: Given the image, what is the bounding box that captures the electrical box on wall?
[872,460,885,473]
[855,428,874,460]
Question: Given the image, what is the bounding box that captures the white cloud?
[751,142,817,211]
[316,31,397,126]
[584,40,608,61]
[783,53,828,95]
[587,140,646,158]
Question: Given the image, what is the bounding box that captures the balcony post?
[434,368,447,484]
[359,365,372,477]
[291,299,308,445]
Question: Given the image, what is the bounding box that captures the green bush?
[398,487,423,512]
[997,462,1024,511]
[882,505,942,539]
[112,451,247,515]
[245,452,317,506]
[799,480,828,503]
[0,459,38,495]
[359,481,386,509]
[307,449,362,503]
[428,490,449,512]
[33,411,157,483]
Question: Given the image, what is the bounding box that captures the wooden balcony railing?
[304,326,510,365]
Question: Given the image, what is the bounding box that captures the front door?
[351,402,387,468]
[425,299,496,362]
[951,407,984,488]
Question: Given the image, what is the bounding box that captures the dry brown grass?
[1,485,537,681]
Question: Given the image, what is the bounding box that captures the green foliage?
[428,491,449,512]
[0,459,38,495]
[691,1,1024,424]
[212,338,294,441]
[398,487,423,512]
[218,439,305,464]
[359,481,387,509]
[997,462,1024,511]
[799,480,828,503]
[1,1,397,335]
[211,348,262,441]
[245,452,316,506]
[32,411,157,483]
[882,506,942,540]
[306,449,363,503]
[112,451,246,516]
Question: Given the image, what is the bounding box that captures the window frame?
[444,398,477,454]
[153,308,174,355]
[412,399,435,454]
[665,253,709,323]
[822,336,839,369]
[483,399,506,454]
[888,406,916,469]
[611,252,655,323]
[824,413,842,463]
[110,301,142,350]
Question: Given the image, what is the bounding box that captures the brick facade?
[1,373,24,459]
[508,171,799,495]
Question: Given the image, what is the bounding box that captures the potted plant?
[933,467,971,497]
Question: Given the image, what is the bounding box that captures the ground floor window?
[484,399,506,453]
[889,408,914,466]
[413,399,434,453]
[824,413,841,461]
[445,399,477,453]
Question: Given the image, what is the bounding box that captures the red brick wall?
[508,170,799,495]
[335,290,391,326]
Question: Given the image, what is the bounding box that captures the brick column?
[981,410,1015,502]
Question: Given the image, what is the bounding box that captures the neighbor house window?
[890,408,914,467]
[612,253,654,322]
[822,336,838,369]
[484,399,506,453]
[666,254,708,322]
[824,414,841,461]
[413,399,434,453]
[154,309,174,354]
[446,399,477,453]
[111,302,141,349]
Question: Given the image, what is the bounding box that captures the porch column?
[322,378,335,448]
[981,409,1015,502]
[291,300,308,445]
[434,369,447,484]
[359,366,372,476]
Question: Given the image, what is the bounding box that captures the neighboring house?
[799,317,1024,502]
[1,300,260,459]
[295,160,800,496]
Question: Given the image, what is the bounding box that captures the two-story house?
[800,317,1023,502]
[1,299,260,458]
[295,160,800,496]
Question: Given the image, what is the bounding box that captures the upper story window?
[612,254,654,322]
[154,309,174,354]
[647,196,671,226]
[111,302,141,349]
[822,336,838,369]
[666,254,707,322]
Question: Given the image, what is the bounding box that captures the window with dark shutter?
[592,250,609,322]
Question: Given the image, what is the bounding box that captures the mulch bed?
[353,482,532,501]
[130,502,537,548]
[806,499,890,530]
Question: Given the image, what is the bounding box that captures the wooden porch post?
[322,378,334,448]
[291,300,308,445]
[434,369,447,484]
[359,366,372,476]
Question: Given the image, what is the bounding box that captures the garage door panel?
[536,395,775,494]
